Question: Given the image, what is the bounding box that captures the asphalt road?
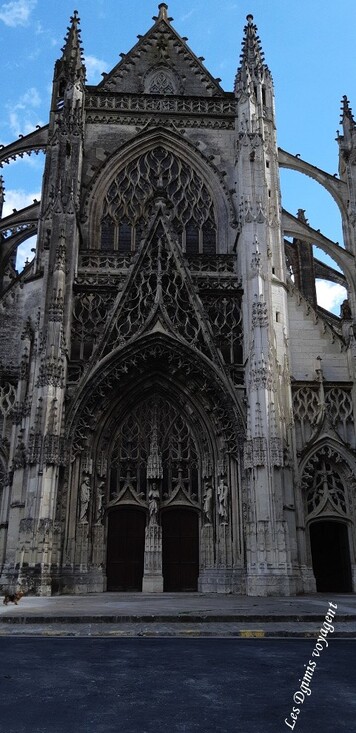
[0,638,354,733]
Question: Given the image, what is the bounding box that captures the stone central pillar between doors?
[142,524,164,592]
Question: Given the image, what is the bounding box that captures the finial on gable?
[159,3,168,19]
[153,3,173,22]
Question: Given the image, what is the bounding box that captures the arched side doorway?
[107,507,146,591]
[310,520,352,593]
[162,508,199,592]
[301,447,354,593]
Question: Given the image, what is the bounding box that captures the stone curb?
[0,628,355,638]
[1,613,356,624]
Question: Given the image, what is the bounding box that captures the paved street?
[0,638,354,733]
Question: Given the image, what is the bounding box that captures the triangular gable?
[95,12,224,97]
[93,211,225,367]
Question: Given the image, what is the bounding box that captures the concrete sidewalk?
[0,592,355,637]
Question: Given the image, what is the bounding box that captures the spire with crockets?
[58,9,86,83]
[234,14,275,134]
[241,14,267,73]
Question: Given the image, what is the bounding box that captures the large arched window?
[99,147,217,254]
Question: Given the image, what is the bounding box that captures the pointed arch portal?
[105,392,203,592]
[310,520,352,593]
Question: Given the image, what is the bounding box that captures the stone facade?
[0,6,355,596]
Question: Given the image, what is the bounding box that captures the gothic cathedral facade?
[0,6,355,596]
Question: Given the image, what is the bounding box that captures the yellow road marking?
[239,630,265,638]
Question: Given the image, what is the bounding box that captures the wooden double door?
[106,507,146,591]
[107,507,199,592]
[162,509,199,592]
[310,520,352,592]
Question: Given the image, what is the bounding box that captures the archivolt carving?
[301,446,349,517]
[68,337,245,458]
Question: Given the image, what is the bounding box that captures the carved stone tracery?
[293,385,354,447]
[69,337,244,459]
[301,447,349,517]
[99,147,216,253]
[101,227,218,359]
[109,395,200,507]
[202,295,243,365]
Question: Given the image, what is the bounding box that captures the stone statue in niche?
[79,474,91,523]
[95,479,106,523]
[217,478,229,524]
[148,482,160,526]
[203,482,213,524]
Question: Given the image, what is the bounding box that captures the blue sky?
[0,0,355,311]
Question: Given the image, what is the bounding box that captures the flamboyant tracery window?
[109,395,200,503]
[149,71,175,95]
[100,147,217,254]
[202,295,243,365]
[301,448,348,517]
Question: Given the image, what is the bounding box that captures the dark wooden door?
[162,509,199,592]
[310,520,352,592]
[107,507,146,591]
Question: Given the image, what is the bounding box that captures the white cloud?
[5,86,42,137]
[180,9,195,21]
[0,0,37,27]
[16,87,41,109]
[2,188,40,218]
[315,280,347,316]
[16,234,37,270]
[85,55,109,84]
[2,189,40,271]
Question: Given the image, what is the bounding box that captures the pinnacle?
[60,9,86,82]
[239,13,267,75]
[340,95,355,126]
